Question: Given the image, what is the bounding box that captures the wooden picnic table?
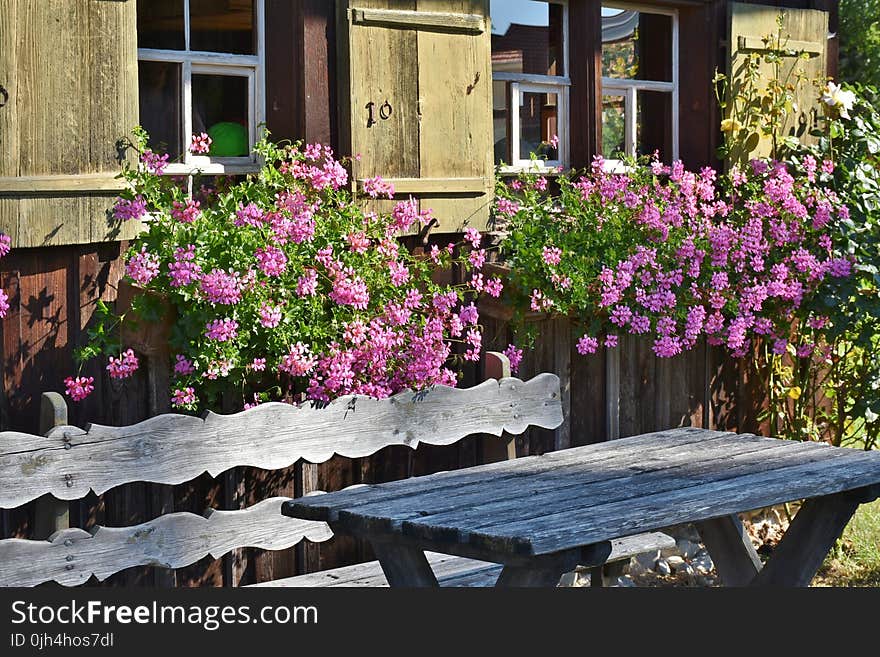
[284,427,880,587]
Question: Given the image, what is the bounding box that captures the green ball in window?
[207,122,249,157]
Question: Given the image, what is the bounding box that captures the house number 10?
[366,100,393,127]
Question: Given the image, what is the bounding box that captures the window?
[137,0,265,175]
[491,0,569,170]
[601,3,678,163]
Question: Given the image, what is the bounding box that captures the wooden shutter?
[0,0,141,247]
[726,2,829,164]
[338,0,493,233]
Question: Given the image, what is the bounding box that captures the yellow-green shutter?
[0,0,142,247]
[725,2,829,165]
[338,0,494,233]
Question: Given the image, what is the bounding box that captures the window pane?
[491,0,564,77]
[602,94,626,158]
[139,61,183,160]
[137,0,185,50]
[493,80,510,165]
[192,74,250,157]
[638,91,673,160]
[190,0,256,55]
[601,7,672,82]
[193,174,243,204]
[520,91,558,161]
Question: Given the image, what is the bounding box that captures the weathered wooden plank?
[570,334,606,446]
[0,375,562,508]
[33,392,70,540]
[351,7,485,33]
[356,177,488,194]
[415,0,493,232]
[291,438,873,558]
[728,3,828,163]
[328,432,768,523]
[480,351,516,462]
[695,514,762,586]
[392,436,820,542]
[0,0,19,181]
[553,317,572,450]
[0,174,127,194]
[250,551,497,587]
[434,564,501,587]
[286,428,720,522]
[0,498,333,587]
[0,0,139,246]
[254,530,672,589]
[469,448,880,556]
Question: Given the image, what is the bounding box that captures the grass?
[814,498,880,587]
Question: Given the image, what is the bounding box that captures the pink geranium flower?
[190,132,213,154]
[64,376,95,402]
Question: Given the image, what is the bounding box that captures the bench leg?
[695,514,762,586]
[370,541,439,587]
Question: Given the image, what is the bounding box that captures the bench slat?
[0,375,562,509]
[0,498,332,587]
[249,533,675,587]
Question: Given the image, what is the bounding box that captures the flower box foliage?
[70,129,504,411]
[492,153,852,365]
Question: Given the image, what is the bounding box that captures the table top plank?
[284,431,880,558]
[286,427,727,522]
[335,431,784,534]
[470,449,880,556]
[390,438,844,542]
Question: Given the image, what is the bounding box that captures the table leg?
[695,514,762,586]
[495,542,612,588]
[750,491,868,587]
[370,541,439,587]
[496,564,568,587]
[590,561,628,587]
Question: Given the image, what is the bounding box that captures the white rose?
[821,81,856,119]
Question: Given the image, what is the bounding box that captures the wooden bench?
[0,354,673,588]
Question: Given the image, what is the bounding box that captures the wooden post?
[481,351,516,463]
[553,318,572,451]
[654,354,671,431]
[295,461,321,574]
[605,347,620,441]
[33,393,69,539]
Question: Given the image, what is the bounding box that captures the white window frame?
[601,2,679,166]
[137,0,266,176]
[492,0,570,173]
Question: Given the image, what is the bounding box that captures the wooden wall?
[0,0,827,586]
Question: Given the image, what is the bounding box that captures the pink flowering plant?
[493,153,852,366]
[71,128,488,410]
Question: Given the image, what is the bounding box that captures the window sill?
[162,160,261,177]
[496,164,566,177]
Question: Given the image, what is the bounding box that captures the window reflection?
[137,0,185,51]
[139,61,183,159]
[190,0,256,55]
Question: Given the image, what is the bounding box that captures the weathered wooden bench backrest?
[0,358,562,586]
